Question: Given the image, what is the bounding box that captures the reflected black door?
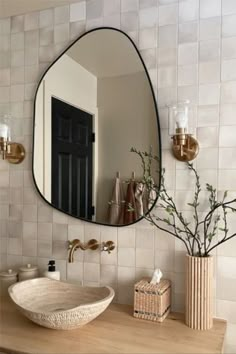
[51,97,93,219]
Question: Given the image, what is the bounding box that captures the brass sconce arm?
[172,133,199,162]
[0,139,25,164]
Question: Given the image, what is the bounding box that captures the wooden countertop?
[0,298,226,354]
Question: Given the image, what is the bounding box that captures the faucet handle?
[68,239,80,250]
[101,241,115,254]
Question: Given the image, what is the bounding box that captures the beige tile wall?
[0,0,236,350]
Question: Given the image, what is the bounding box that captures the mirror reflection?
[33,28,160,225]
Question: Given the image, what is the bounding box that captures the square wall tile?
[222,37,236,59]
[118,228,135,248]
[197,126,218,147]
[140,0,157,8]
[8,237,22,255]
[218,170,236,190]
[24,12,39,31]
[39,9,54,28]
[179,0,199,23]
[53,223,68,241]
[11,15,24,33]
[178,64,198,86]
[37,222,52,241]
[100,264,117,285]
[155,249,174,272]
[136,229,154,249]
[104,0,120,16]
[9,204,22,221]
[178,22,198,43]
[219,126,236,147]
[199,62,220,84]
[200,0,221,19]
[178,43,198,65]
[158,66,176,88]
[159,4,178,26]
[54,6,69,25]
[84,262,100,282]
[176,169,196,190]
[198,105,219,126]
[52,240,67,260]
[0,19,10,34]
[23,205,37,222]
[220,103,236,125]
[37,242,52,258]
[67,261,83,283]
[10,32,24,51]
[118,248,135,267]
[136,249,154,268]
[121,0,139,13]
[221,81,236,103]
[118,286,134,305]
[222,15,236,37]
[121,12,138,31]
[0,34,10,52]
[158,47,177,66]
[23,222,37,240]
[68,224,84,241]
[199,84,220,105]
[25,30,39,48]
[54,23,69,44]
[159,25,177,48]
[23,239,37,257]
[139,7,158,29]
[70,2,86,22]
[86,0,103,20]
[200,40,220,62]
[222,59,236,81]
[118,266,135,286]
[222,0,236,15]
[199,17,221,40]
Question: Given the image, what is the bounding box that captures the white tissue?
[150,268,163,284]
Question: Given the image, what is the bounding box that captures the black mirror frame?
[32,27,162,227]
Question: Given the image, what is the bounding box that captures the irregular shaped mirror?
[33,28,161,226]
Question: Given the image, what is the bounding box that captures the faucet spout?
[68,239,80,263]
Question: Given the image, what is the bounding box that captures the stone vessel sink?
[8,278,114,330]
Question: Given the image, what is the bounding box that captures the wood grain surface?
[0,297,226,354]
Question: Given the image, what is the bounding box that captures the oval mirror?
[33,28,161,226]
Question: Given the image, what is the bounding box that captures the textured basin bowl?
[8,278,114,330]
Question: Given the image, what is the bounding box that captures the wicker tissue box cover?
[134,278,171,322]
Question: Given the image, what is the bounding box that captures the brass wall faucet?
[68,239,115,263]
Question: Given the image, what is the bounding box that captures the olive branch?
[131,147,236,257]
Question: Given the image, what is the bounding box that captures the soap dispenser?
[43,260,60,280]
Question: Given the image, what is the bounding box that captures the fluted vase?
[185,254,213,330]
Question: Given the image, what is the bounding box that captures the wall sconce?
[0,115,25,164]
[168,100,199,162]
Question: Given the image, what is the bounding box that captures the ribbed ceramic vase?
[185,254,213,330]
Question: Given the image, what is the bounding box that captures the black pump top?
[48,260,56,272]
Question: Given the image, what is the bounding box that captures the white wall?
[96,72,158,222]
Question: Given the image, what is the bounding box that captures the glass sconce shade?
[168,100,194,136]
[168,101,199,162]
[0,115,11,140]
